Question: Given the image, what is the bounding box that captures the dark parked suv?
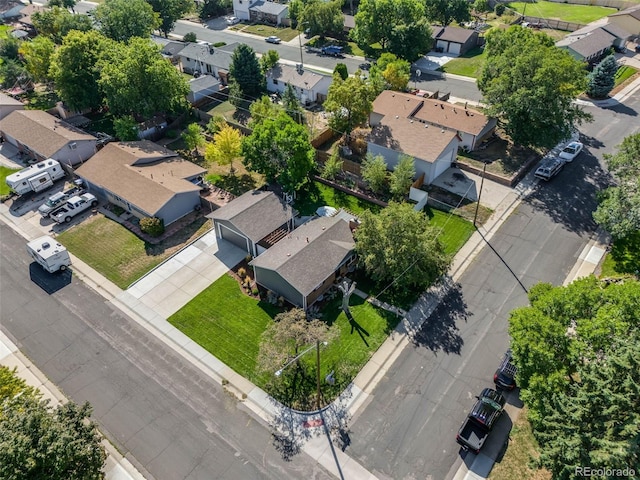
[494,349,517,390]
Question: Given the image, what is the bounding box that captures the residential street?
[344,94,640,480]
[0,224,332,480]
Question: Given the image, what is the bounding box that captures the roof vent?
[465,110,469,116]
[424,124,428,128]
[453,108,457,114]
[410,120,413,123]
[440,104,444,109]
[395,115,399,119]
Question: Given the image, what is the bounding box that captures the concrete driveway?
[118,231,246,319]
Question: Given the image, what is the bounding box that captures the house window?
[273,79,278,85]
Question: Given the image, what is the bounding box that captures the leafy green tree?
[0,59,32,90]
[147,0,194,37]
[494,3,505,15]
[324,71,373,135]
[94,0,160,42]
[50,30,115,111]
[31,7,93,44]
[18,36,55,84]
[377,53,410,90]
[183,31,197,42]
[48,0,78,11]
[321,150,343,180]
[205,124,243,173]
[113,115,140,140]
[248,95,282,128]
[334,63,348,81]
[366,64,386,97]
[182,122,206,157]
[424,0,471,26]
[0,367,106,480]
[242,111,315,192]
[473,0,490,13]
[206,114,227,134]
[593,133,640,238]
[300,0,344,38]
[355,202,449,292]
[229,43,265,100]
[260,49,279,73]
[389,154,415,198]
[228,80,243,106]
[361,153,387,194]
[586,55,618,99]
[0,37,21,60]
[256,309,339,409]
[288,0,303,27]
[478,26,591,149]
[99,38,189,118]
[199,0,231,19]
[508,277,640,479]
[351,0,431,60]
[282,83,304,124]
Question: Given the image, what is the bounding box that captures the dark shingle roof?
[250,0,288,15]
[208,190,293,242]
[434,26,477,44]
[250,216,355,296]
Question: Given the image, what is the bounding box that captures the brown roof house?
[369,91,496,184]
[208,190,294,257]
[556,27,618,64]
[0,110,97,166]
[250,216,356,309]
[433,26,479,55]
[607,4,640,36]
[75,141,206,225]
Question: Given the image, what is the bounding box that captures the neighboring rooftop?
[433,25,477,44]
[0,110,96,158]
[266,64,331,90]
[556,27,616,58]
[179,42,240,70]
[75,141,205,216]
[208,190,293,243]
[250,0,289,15]
[250,216,355,296]
[609,3,640,20]
[0,92,23,106]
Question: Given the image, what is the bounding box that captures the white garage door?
[447,42,461,55]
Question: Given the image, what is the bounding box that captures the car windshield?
[564,146,576,153]
[45,199,59,207]
[481,397,502,410]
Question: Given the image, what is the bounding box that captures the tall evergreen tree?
[229,44,265,100]
[586,55,618,99]
[281,83,304,124]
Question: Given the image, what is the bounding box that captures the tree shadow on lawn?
[214,173,258,196]
[607,232,640,276]
[411,282,467,355]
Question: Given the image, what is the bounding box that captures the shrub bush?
[495,3,505,15]
[183,32,197,43]
[213,42,226,47]
[140,217,165,237]
[238,267,246,278]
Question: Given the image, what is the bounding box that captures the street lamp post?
[275,340,327,410]
[297,22,308,68]
[473,160,488,227]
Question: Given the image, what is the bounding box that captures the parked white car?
[225,16,239,25]
[265,36,281,44]
[559,141,583,162]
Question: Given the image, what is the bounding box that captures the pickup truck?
[50,193,98,224]
[456,388,505,454]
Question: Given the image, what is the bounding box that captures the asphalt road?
[0,223,332,480]
[344,94,640,480]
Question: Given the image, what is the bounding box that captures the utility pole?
[316,340,321,410]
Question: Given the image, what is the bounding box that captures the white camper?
[26,236,72,273]
[6,159,66,195]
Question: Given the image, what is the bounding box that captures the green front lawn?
[600,231,639,278]
[294,180,383,216]
[58,215,211,288]
[0,166,20,196]
[439,47,487,79]
[240,24,300,42]
[426,207,476,256]
[168,275,400,394]
[506,1,615,23]
[614,65,638,87]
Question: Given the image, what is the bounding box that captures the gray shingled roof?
[434,26,476,44]
[208,190,293,242]
[565,28,616,58]
[250,216,355,296]
[179,42,240,70]
[250,0,288,15]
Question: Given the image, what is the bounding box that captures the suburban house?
[265,64,333,104]
[208,190,294,257]
[178,42,240,85]
[75,141,206,226]
[188,75,221,106]
[232,0,289,25]
[0,110,97,166]
[432,26,479,55]
[368,91,496,184]
[250,216,356,309]
[160,41,187,65]
[0,93,24,120]
[556,27,618,64]
[607,4,640,36]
